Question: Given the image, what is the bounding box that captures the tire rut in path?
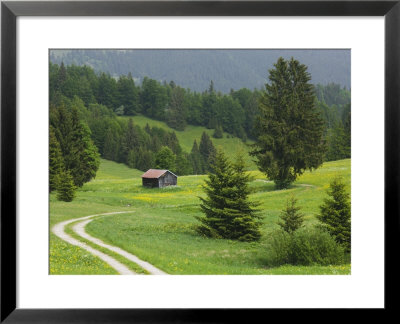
[52,211,167,275]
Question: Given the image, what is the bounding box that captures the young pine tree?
[196,149,261,242]
[56,169,77,202]
[317,177,351,252]
[213,124,223,139]
[229,153,262,241]
[278,196,305,234]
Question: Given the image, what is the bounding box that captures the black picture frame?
[1,0,399,322]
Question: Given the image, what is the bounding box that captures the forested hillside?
[50,49,351,92]
[49,61,350,200]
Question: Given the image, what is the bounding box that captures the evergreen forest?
[49,61,351,194]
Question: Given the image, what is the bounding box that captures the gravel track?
[52,211,167,275]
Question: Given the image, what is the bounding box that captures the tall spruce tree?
[122,118,139,163]
[199,131,216,172]
[342,103,351,157]
[202,81,217,128]
[326,121,349,161]
[317,177,351,252]
[136,148,154,171]
[251,57,326,189]
[166,86,187,131]
[103,127,120,161]
[196,149,261,242]
[57,62,67,92]
[190,140,203,174]
[117,73,139,115]
[49,126,65,192]
[68,107,100,187]
[50,103,100,188]
[175,152,193,176]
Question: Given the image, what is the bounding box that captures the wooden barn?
[141,169,178,188]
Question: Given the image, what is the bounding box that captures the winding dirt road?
[52,211,168,275]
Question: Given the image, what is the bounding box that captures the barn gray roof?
[141,169,177,179]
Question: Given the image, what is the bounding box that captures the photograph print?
[49,49,351,275]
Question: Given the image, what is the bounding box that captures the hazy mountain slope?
[50,49,350,92]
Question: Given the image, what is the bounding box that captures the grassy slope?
[120,115,256,168]
[49,160,143,275]
[50,158,351,275]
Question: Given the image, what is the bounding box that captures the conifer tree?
[96,72,118,110]
[103,127,119,161]
[166,86,187,131]
[136,148,154,171]
[56,169,76,202]
[190,140,203,174]
[199,132,216,172]
[165,132,182,155]
[251,57,326,189]
[326,121,349,161]
[117,73,139,115]
[175,152,193,176]
[68,109,100,187]
[127,150,136,169]
[144,123,151,134]
[57,62,67,92]
[317,177,351,252]
[202,81,217,128]
[229,152,262,241]
[278,196,305,234]
[49,126,65,192]
[213,124,223,139]
[342,103,351,157]
[50,104,100,188]
[121,118,140,164]
[196,149,261,242]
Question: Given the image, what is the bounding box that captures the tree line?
[50,62,350,148]
[49,58,351,200]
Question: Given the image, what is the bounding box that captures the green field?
[120,115,256,168]
[50,158,351,275]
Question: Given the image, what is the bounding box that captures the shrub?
[290,228,345,266]
[266,230,292,266]
[266,227,345,266]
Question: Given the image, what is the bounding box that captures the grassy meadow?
[50,158,351,275]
